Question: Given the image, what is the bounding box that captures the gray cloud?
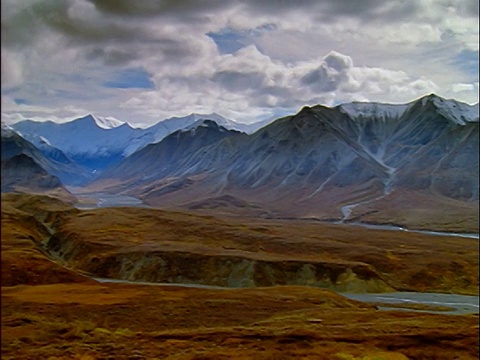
[320,0,419,22]
[300,52,353,93]
[1,1,138,47]
[445,0,479,17]
[240,0,426,24]
[1,0,478,126]
[87,0,231,22]
[1,0,56,47]
[213,70,265,92]
[301,66,338,92]
[86,47,138,66]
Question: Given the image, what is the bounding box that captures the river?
[93,277,479,315]
[73,192,148,210]
[341,292,479,315]
[336,221,479,239]
[75,192,477,315]
[73,192,479,239]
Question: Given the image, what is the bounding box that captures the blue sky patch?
[103,67,155,89]
[14,98,29,105]
[207,28,248,54]
[207,24,276,55]
[451,49,479,80]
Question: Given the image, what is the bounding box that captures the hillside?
[1,193,478,359]
[88,94,479,232]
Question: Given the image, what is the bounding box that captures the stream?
[73,192,148,209]
[341,292,479,315]
[73,192,478,239]
[93,277,479,315]
[335,221,479,239]
[71,192,478,315]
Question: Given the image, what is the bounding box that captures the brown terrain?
[83,177,479,234]
[1,193,479,359]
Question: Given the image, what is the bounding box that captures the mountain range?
[2,94,479,231]
[11,113,267,176]
[1,123,77,202]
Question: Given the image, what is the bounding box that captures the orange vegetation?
[1,193,479,359]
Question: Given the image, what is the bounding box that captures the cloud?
[451,82,479,100]
[1,0,478,126]
[114,44,444,123]
[87,0,230,19]
[207,24,276,55]
[103,68,155,89]
[1,95,92,124]
[1,50,25,88]
[452,83,475,92]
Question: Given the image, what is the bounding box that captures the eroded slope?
[1,194,478,359]
[3,194,477,295]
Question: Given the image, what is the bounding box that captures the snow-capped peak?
[1,121,16,137]
[339,102,409,120]
[182,113,245,130]
[184,119,228,132]
[91,115,125,129]
[421,94,479,125]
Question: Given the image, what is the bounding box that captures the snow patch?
[38,136,51,145]
[429,96,479,125]
[92,115,125,129]
[339,102,408,120]
[1,121,15,137]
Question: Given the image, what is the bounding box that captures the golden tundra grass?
[1,193,479,359]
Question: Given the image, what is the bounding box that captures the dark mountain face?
[11,115,142,172]
[224,106,389,191]
[10,113,250,174]
[1,128,78,204]
[217,95,479,201]
[1,154,63,192]
[91,94,478,229]
[1,131,91,186]
[97,120,246,186]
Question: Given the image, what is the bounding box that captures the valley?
[72,191,147,209]
[2,94,479,358]
[1,193,479,359]
[72,190,480,239]
[4,94,479,234]
[2,0,480,355]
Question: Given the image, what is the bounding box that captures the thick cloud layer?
[1,0,478,126]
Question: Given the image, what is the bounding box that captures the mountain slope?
[12,115,144,171]
[2,154,64,192]
[11,113,250,175]
[1,125,91,186]
[93,120,247,194]
[1,132,76,203]
[88,94,478,231]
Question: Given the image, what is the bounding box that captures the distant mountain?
[32,135,73,164]
[92,115,125,129]
[2,123,92,186]
[2,154,62,191]
[90,94,478,231]
[11,113,251,176]
[145,113,251,138]
[12,115,144,171]
[95,119,246,192]
[1,125,76,201]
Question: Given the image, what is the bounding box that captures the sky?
[1,0,479,128]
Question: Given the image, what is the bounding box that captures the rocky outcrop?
[45,232,393,293]
[4,195,478,295]
[1,195,89,286]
